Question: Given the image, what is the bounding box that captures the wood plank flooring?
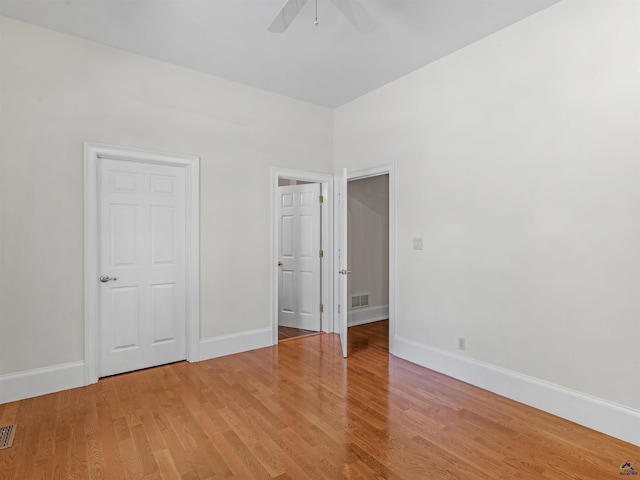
[0,320,637,479]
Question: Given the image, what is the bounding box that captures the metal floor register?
[0,424,16,450]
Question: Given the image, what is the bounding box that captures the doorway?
[84,143,200,384]
[271,168,333,345]
[346,164,396,353]
[277,179,321,338]
[347,174,390,353]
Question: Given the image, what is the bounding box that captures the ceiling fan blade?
[268,0,310,33]
[329,0,378,33]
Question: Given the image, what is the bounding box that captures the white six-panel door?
[278,183,321,331]
[99,158,186,377]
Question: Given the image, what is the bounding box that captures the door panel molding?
[84,142,200,385]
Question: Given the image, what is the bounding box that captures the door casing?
[84,142,200,385]
[271,168,334,344]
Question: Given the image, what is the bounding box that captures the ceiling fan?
[268,0,378,34]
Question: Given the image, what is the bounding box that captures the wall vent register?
[351,294,369,309]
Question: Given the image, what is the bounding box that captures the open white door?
[336,168,349,357]
[277,183,321,331]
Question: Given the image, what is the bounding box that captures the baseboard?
[0,361,85,405]
[0,328,273,404]
[394,336,640,447]
[200,327,273,361]
[348,304,389,326]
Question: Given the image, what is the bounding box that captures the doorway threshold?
[278,326,323,343]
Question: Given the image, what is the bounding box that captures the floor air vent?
[0,424,16,450]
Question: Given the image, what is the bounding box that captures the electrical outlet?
[457,337,466,351]
[412,237,424,250]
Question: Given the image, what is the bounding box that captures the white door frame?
[271,168,334,344]
[84,142,200,385]
[346,163,396,354]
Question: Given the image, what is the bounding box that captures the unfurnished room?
[0,0,638,478]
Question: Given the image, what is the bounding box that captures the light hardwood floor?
[0,320,636,479]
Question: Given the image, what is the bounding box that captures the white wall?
[348,175,389,317]
[0,17,333,376]
[335,0,640,413]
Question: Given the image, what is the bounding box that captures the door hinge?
[319,195,324,204]
[320,304,324,313]
[338,304,341,314]
[319,249,324,258]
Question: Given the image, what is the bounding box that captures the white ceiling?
[0,0,560,108]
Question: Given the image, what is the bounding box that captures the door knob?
[99,275,118,283]
[339,269,352,275]
[278,261,283,267]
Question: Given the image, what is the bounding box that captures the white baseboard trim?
[0,328,274,404]
[200,327,273,361]
[0,361,85,405]
[394,336,640,447]
[348,304,389,327]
